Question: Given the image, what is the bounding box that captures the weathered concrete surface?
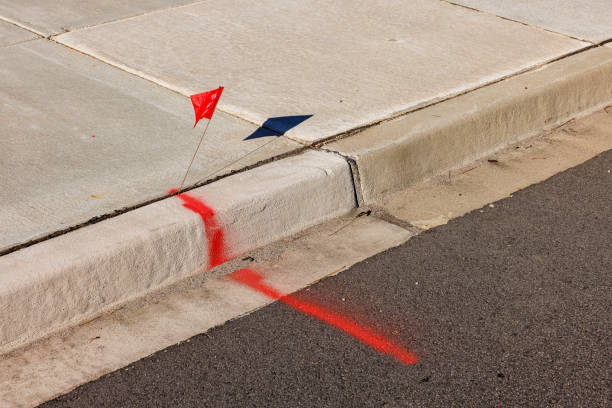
[0,39,301,253]
[326,47,612,203]
[382,109,612,229]
[0,0,197,36]
[56,0,586,144]
[0,150,354,356]
[0,214,412,408]
[0,19,38,47]
[448,0,612,43]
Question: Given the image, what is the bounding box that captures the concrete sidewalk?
[1,1,611,355]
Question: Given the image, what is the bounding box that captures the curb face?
[0,151,355,353]
[326,47,612,203]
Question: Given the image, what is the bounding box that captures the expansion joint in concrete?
[346,157,364,208]
[0,14,45,36]
[314,146,363,208]
[438,0,596,44]
[369,207,424,235]
[48,36,284,138]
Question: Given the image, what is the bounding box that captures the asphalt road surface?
[42,151,612,407]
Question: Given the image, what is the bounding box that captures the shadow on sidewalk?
[244,115,312,140]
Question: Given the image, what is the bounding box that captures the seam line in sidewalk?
[438,0,597,44]
[0,37,41,49]
[46,36,311,148]
[0,14,45,36]
[0,0,208,38]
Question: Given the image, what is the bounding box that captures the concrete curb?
[326,46,612,203]
[0,150,355,354]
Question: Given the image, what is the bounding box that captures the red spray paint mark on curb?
[229,267,419,366]
[170,189,418,365]
[169,189,227,268]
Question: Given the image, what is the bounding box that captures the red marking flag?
[190,86,224,128]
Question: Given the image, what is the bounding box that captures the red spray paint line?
[229,267,419,366]
[169,189,227,268]
[169,189,418,365]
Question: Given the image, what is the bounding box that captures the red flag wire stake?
[180,118,210,189]
[179,86,224,190]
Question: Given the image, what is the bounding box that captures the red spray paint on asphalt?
[171,189,418,365]
[229,267,419,366]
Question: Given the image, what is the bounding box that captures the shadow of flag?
[244,115,313,140]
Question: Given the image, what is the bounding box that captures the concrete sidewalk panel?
[0,20,38,47]
[0,150,355,354]
[56,0,586,144]
[448,0,612,43]
[0,39,301,253]
[326,47,612,203]
[0,0,198,36]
